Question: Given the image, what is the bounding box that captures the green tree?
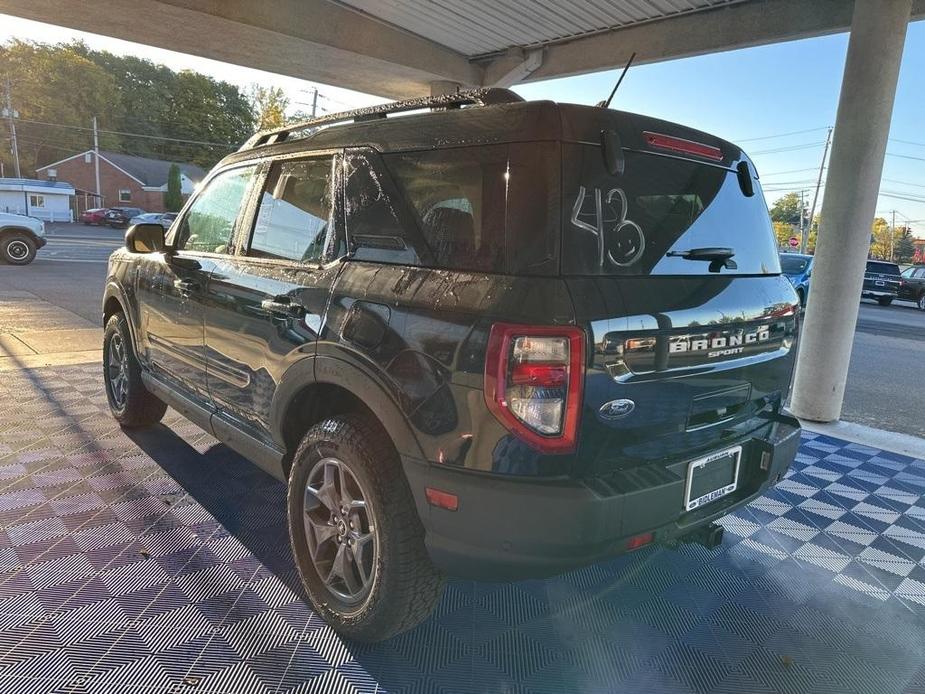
[769,192,805,226]
[870,217,891,259]
[164,163,182,212]
[0,40,121,175]
[895,226,915,263]
[250,85,289,130]
[772,221,794,248]
[19,40,257,169]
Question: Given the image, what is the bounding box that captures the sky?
[1,14,923,232]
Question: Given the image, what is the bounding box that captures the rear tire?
[878,297,893,306]
[287,413,445,642]
[0,233,36,265]
[103,312,167,427]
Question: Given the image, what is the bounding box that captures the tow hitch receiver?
[673,522,725,550]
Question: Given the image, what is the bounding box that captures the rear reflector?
[643,131,723,161]
[425,487,458,511]
[626,532,654,551]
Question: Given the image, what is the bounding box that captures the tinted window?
[175,166,255,253]
[779,255,809,274]
[249,158,335,263]
[383,144,558,274]
[344,152,416,265]
[562,146,780,275]
[866,261,900,276]
[915,268,925,279]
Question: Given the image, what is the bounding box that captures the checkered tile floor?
[0,363,924,693]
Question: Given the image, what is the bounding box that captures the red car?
[79,208,109,225]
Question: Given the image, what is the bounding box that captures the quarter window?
[249,158,335,263]
[174,166,256,254]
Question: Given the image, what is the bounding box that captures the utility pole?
[802,126,833,254]
[92,116,101,205]
[890,209,896,262]
[311,87,318,119]
[798,189,805,244]
[3,79,21,179]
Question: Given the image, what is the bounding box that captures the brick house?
[35,150,206,213]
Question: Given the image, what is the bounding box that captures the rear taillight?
[643,131,723,161]
[484,323,584,454]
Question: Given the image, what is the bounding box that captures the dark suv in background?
[101,89,801,642]
[862,260,902,306]
[104,207,145,227]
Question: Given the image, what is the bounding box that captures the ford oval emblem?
[599,399,635,420]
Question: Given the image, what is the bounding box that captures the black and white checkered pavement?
[0,363,923,693]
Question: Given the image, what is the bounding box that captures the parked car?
[0,211,47,265]
[899,265,925,310]
[79,207,109,225]
[104,207,145,227]
[129,212,177,228]
[779,252,813,306]
[862,260,902,306]
[101,89,802,642]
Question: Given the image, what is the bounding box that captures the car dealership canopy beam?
[0,0,922,98]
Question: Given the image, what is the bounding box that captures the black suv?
[104,207,145,227]
[899,265,925,310]
[101,89,801,642]
[862,260,902,305]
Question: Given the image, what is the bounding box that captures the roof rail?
[239,87,524,151]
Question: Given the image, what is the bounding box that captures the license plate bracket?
[684,445,742,512]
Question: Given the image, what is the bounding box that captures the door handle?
[260,296,305,319]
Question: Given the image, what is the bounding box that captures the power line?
[886,151,925,163]
[734,126,831,143]
[750,141,827,155]
[761,167,825,177]
[14,117,237,148]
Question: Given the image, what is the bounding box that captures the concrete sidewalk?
[0,289,101,371]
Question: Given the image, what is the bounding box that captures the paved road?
[845,300,925,437]
[2,224,923,436]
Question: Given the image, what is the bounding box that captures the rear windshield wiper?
[667,247,737,272]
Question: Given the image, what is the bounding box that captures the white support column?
[790,0,911,422]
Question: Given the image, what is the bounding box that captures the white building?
[0,178,75,222]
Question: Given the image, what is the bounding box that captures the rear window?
[382,143,559,274]
[562,145,780,276]
[780,254,810,274]
[866,261,900,275]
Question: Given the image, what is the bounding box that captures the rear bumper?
[403,413,801,581]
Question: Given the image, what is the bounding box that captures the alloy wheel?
[303,457,378,606]
[107,333,129,408]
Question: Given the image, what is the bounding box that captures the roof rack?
[239,87,524,151]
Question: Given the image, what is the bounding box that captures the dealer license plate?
[684,445,742,512]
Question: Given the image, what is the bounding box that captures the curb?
[799,418,925,460]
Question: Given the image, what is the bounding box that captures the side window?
[915,268,925,279]
[343,152,417,265]
[383,146,508,272]
[249,158,336,263]
[174,166,256,254]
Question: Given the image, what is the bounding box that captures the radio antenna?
[597,52,636,109]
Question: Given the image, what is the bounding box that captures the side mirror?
[125,223,165,253]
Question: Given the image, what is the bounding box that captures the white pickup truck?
[0,212,47,265]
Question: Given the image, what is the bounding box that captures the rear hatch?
[863,260,901,295]
[559,106,799,476]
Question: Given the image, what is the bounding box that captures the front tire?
[103,313,167,427]
[918,294,925,311]
[287,413,445,642]
[878,297,893,306]
[1,233,36,265]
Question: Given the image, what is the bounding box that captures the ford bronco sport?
[101,89,801,642]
